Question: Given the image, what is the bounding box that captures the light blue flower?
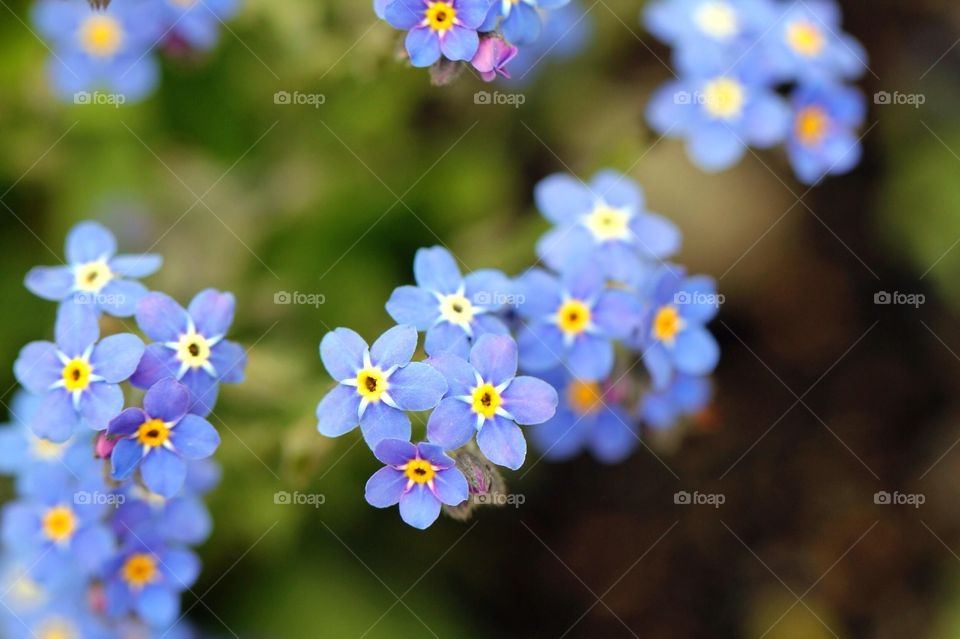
[640,373,712,430]
[385,0,491,67]
[480,0,572,46]
[159,0,238,51]
[25,221,162,318]
[786,83,865,184]
[365,439,469,529]
[534,170,681,284]
[426,334,558,470]
[386,246,512,358]
[316,324,448,449]
[500,0,593,83]
[14,303,145,442]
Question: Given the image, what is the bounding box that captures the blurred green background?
[3,0,960,636]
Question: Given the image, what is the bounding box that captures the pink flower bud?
[471,36,519,82]
[95,432,117,459]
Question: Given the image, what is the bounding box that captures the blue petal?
[78,382,123,431]
[455,0,491,28]
[316,384,360,438]
[592,290,642,340]
[501,376,558,425]
[144,378,191,422]
[163,496,212,544]
[99,279,149,317]
[398,484,441,529]
[72,523,116,574]
[502,1,541,44]
[370,324,417,370]
[162,548,201,589]
[187,289,235,337]
[385,0,424,29]
[14,341,62,394]
[320,328,367,381]
[24,266,73,301]
[517,323,564,372]
[534,174,592,224]
[426,397,476,449]
[109,254,162,278]
[413,246,462,294]
[111,438,143,480]
[464,269,512,310]
[439,25,479,61]
[66,221,116,264]
[416,442,455,468]
[744,92,790,148]
[359,402,411,450]
[91,333,144,383]
[135,584,179,627]
[469,334,518,385]
[676,275,720,323]
[424,321,471,358]
[183,367,220,417]
[387,362,447,411]
[567,334,613,381]
[432,467,468,506]
[477,416,526,470]
[386,286,440,329]
[373,438,417,466]
[590,169,643,210]
[643,343,673,390]
[587,407,637,464]
[406,27,442,67]
[365,466,407,507]
[55,302,99,356]
[529,408,586,461]
[141,448,188,498]
[130,344,179,390]
[209,340,246,384]
[515,268,563,319]
[136,293,190,343]
[631,212,681,259]
[31,391,79,443]
[672,327,720,376]
[426,351,477,396]
[687,123,746,172]
[170,415,219,460]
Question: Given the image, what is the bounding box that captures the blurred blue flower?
[316,325,448,449]
[515,264,642,381]
[426,334,557,469]
[501,0,593,83]
[786,83,866,184]
[32,0,163,101]
[159,0,238,51]
[385,0,491,67]
[386,246,512,358]
[365,439,469,529]
[534,170,681,283]
[14,303,144,442]
[481,0,572,46]
[25,221,162,318]
[109,379,221,499]
[131,289,246,417]
[640,372,712,430]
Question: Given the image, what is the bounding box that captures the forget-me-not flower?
[786,82,866,184]
[385,0,491,67]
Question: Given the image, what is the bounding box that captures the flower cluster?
[374,0,576,84]
[32,0,238,103]
[644,0,868,184]
[1,221,245,636]
[316,169,719,529]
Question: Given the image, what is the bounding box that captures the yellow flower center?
[32,437,67,461]
[702,77,745,120]
[786,20,824,57]
[566,380,603,415]
[122,553,159,590]
[583,205,631,242]
[439,293,475,327]
[79,15,124,58]
[73,260,113,293]
[404,458,436,484]
[175,332,212,369]
[137,418,171,448]
[61,359,92,393]
[652,305,685,343]
[36,618,77,639]
[41,506,77,543]
[556,299,592,335]
[794,106,829,146]
[356,368,389,403]
[471,383,502,420]
[426,1,457,32]
[693,1,738,40]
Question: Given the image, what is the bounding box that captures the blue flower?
[24,221,162,318]
[14,303,145,442]
[534,170,681,284]
[646,67,790,172]
[316,324,448,449]
[514,264,642,381]
[529,369,638,463]
[640,372,712,430]
[32,0,163,101]
[480,0,572,46]
[112,486,212,546]
[786,83,866,184]
[758,0,867,84]
[131,289,247,417]
[385,0,491,67]
[426,334,558,469]
[159,0,238,51]
[501,0,592,83]
[365,439,469,529]
[103,538,200,628]
[637,266,720,388]
[109,379,221,499]
[386,246,512,358]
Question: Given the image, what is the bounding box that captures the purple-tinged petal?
[567,334,613,381]
[398,484,441,529]
[370,324,417,370]
[29,391,78,443]
[501,376,558,425]
[386,285,441,329]
[181,368,219,417]
[78,382,123,430]
[413,246,462,294]
[110,438,143,480]
[373,438,417,466]
[469,334,517,384]
[387,362,447,411]
[136,292,190,342]
[187,289,235,337]
[66,221,116,264]
[359,402,411,450]
[144,379,191,423]
[55,302,98,356]
[91,333,145,383]
[426,351,477,396]
[170,414,219,460]
[431,467,469,506]
[13,341,62,394]
[439,24,479,61]
[406,26,442,67]
[209,340,246,384]
[108,407,148,437]
[426,397,476,449]
[416,442,455,469]
[365,467,408,508]
[316,385,360,438]
[320,328,367,381]
[141,448,188,498]
[109,254,162,278]
[130,344,179,389]
[477,416,526,470]
[24,266,73,301]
